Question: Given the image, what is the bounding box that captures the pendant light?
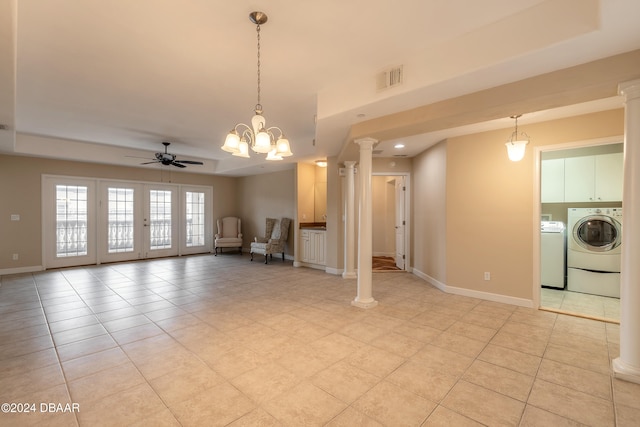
[505,114,530,162]
[221,12,292,160]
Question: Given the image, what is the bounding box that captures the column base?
[342,271,357,279]
[613,357,640,385]
[351,298,378,309]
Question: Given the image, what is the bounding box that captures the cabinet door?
[300,230,311,262]
[315,232,326,265]
[541,159,565,203]
[595,152,623,201]
[564,156,595,202]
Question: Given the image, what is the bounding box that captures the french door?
[43,176,212,268]
[43,177,97,269]
[99,182,179,263]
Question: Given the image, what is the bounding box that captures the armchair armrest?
[254,237,269,243]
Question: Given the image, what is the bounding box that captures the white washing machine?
[541,221,565,289]
[567,207,622,298]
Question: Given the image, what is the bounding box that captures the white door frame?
[373,172,411,272]
[533,135,623,309]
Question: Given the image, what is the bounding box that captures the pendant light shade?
[232,139,250,158]
[505,115,530,162]
[221,131,240,154]
[505,140,528,162]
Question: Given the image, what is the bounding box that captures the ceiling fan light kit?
[221,11,292,161]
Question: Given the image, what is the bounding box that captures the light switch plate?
[10,214,20,221]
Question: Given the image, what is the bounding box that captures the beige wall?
[443,109,623,301]
[237,169,296,257]
[412,140,447,283]
[0,154,238,271]
[296,163,315,224]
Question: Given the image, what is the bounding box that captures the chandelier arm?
[266,126,284,139]
[240,128,255,144]
[233,123,253,134]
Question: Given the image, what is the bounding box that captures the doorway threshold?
[539,306,619,324]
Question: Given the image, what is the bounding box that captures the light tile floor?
[541,288,620,322]
[1,254,639,426]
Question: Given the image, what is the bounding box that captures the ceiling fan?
[141,142,204,168]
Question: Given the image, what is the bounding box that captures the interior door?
[395,177,405,269]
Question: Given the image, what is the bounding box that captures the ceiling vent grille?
[376,65,403,91]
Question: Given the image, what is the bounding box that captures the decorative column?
[352,138,378,309]
[613,78,640,384]
[343,161,357,279]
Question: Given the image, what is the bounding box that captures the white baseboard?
[372,252,395,258]
[412,268,534,308]
[0,265,45,277]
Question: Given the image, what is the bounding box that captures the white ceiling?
[1,0,639,176]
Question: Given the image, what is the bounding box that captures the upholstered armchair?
[250,217,291,264]
[214,217,243,255]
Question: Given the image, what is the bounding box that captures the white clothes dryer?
[567,207,622,298]
[541,221,566,289]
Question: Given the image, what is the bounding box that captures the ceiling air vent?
[376,65,403,91]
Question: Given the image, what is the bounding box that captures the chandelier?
[221,11,292,160]
[505,114,530,162]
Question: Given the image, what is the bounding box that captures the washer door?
[572,215,622,252]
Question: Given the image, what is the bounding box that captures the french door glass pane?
[108,187,135,253]
[186,191,205,247]
[56,185,88,257]
[150,190,172,250]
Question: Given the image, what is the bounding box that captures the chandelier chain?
[256,24,261,110]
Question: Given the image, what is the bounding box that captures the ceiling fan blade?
[175,160,204,165]
[171,162,187,168]
[141,160,160,165]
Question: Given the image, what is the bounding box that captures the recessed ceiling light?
[394,143,405,149]
[315,160,327,167]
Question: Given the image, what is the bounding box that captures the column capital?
[619,79,640,99]
[354,137,378,150]
[343,160,357,168]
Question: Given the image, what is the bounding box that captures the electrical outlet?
[484,272,490,281]
[12,253,18,260]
